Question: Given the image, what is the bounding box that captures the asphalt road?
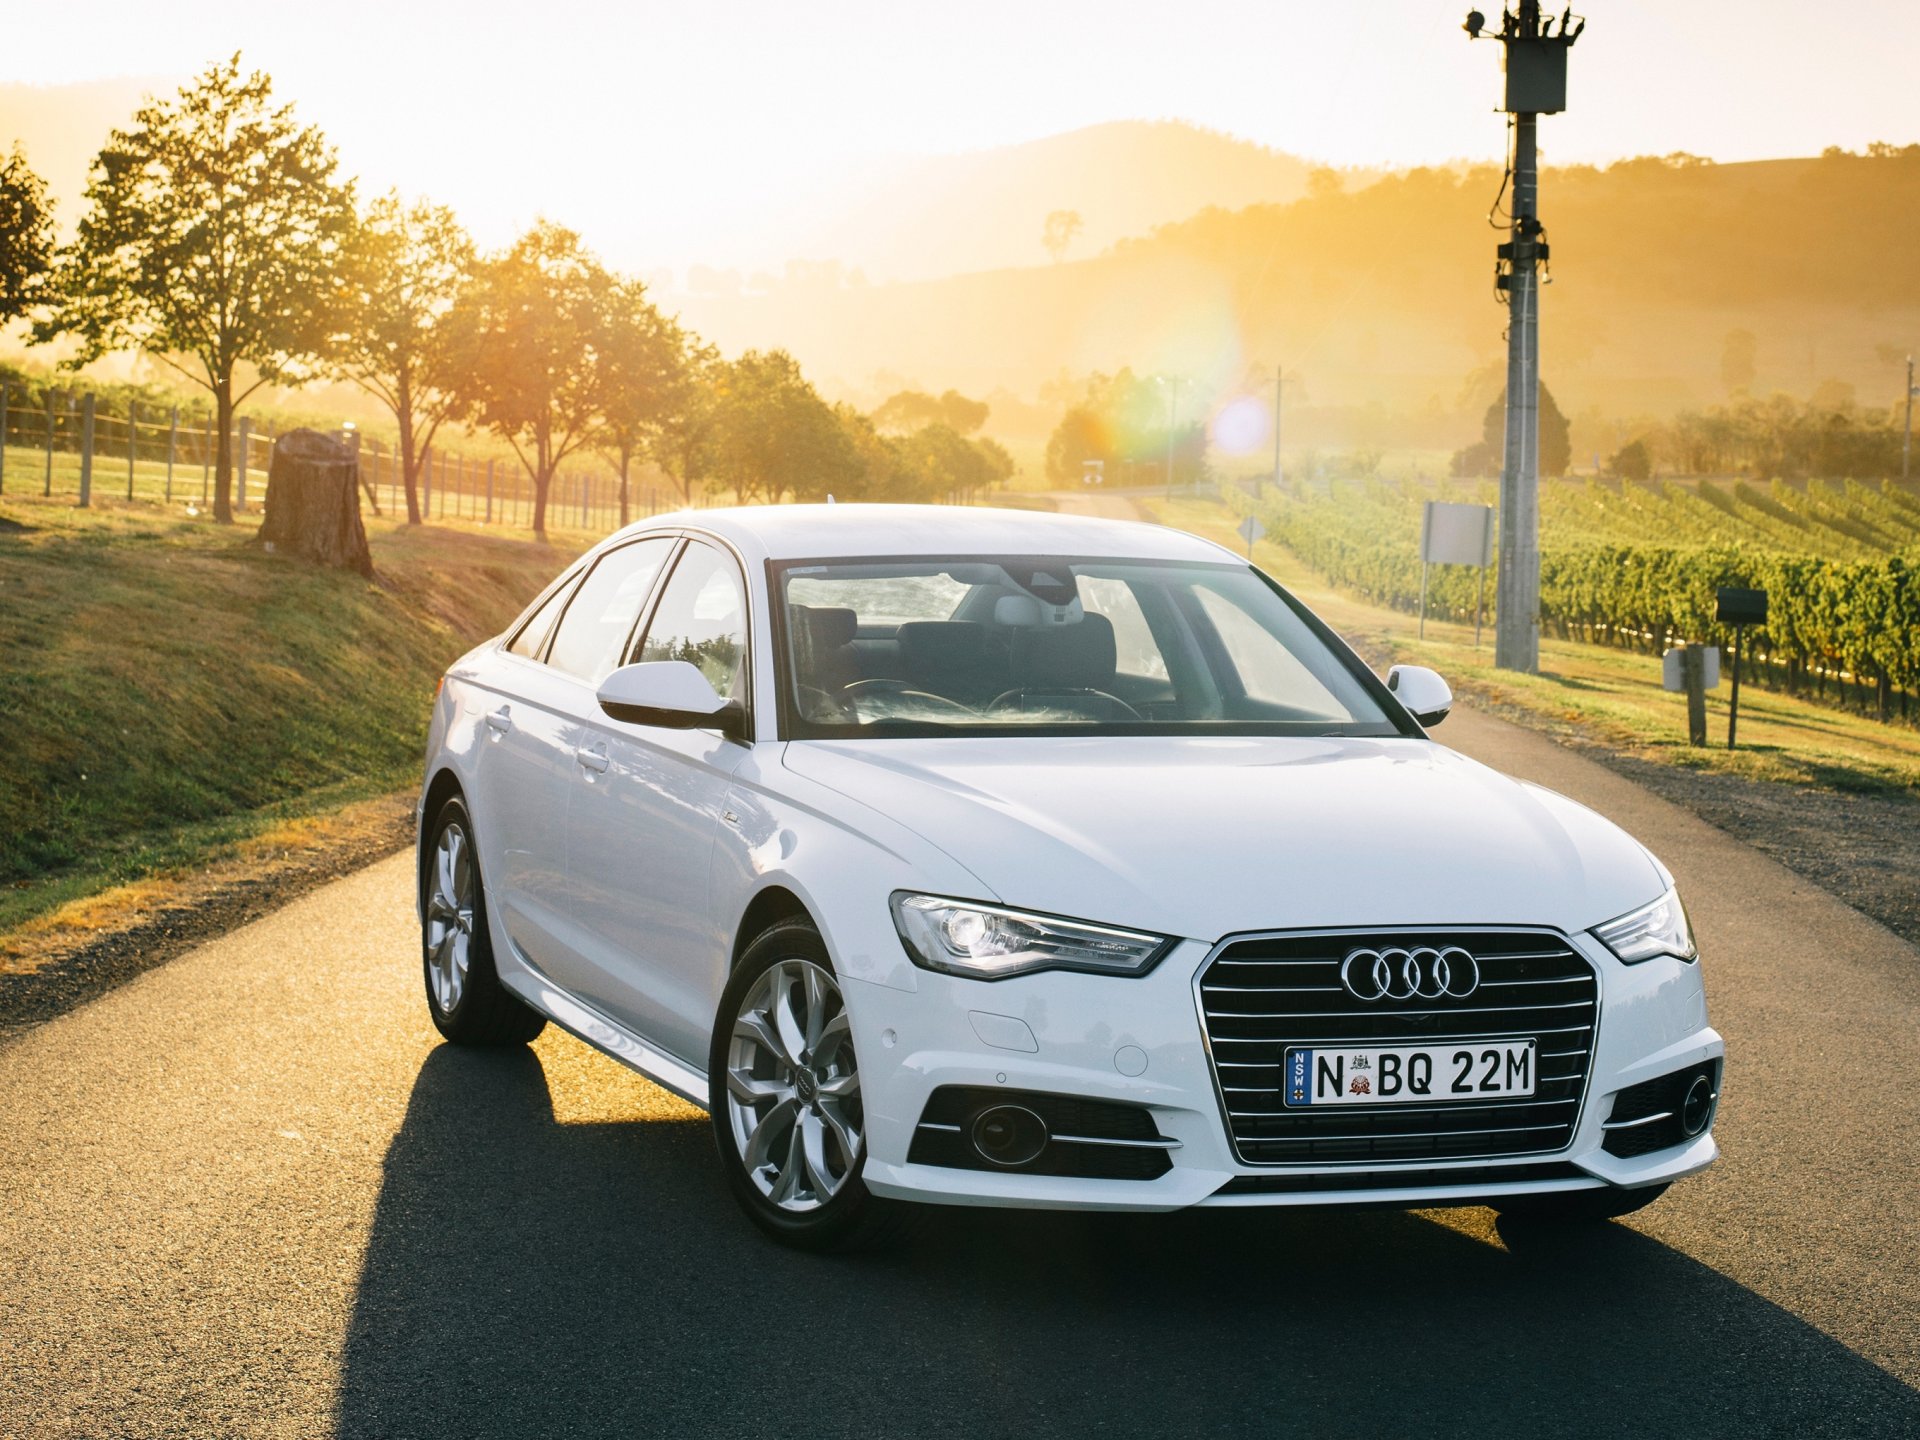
[3,703,1918,1439]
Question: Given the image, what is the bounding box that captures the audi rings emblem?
[1339,945,1480,1001]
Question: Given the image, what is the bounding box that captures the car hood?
[781,735,1666,943]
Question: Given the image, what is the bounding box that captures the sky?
[7,0,1918,271]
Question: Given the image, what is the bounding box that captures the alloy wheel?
[724,958,863,1211]
[425,821,475,1014]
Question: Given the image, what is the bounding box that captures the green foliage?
[333,192,476,524]
[1621,391,1909,480]
[1611,439,1653,481]
[710,350,860,503]
[33,55,356,523]
[1228,473,1920,721]
[0,144,55,323]
[595,278,687,522]
[440,220,613,534]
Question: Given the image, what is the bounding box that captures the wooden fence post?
[166,406,178,502]
[235,416,252,511]
[486,458,494,523]
[127,399,137,500]
[1681,644,1708,746]
[201,416,211,505]
[78,392,95,507]
[43,391,56,497]
[0,383,8,495]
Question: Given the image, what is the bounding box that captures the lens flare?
[1211,394,1271,455]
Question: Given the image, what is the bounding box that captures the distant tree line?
[1045,369,1207,487]
[1604,391,1911,482]
[0,55,1011,537]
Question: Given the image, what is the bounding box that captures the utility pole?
[1271,367,1283,496]
[1467,2,1582,674]
[1904,353,1914,481]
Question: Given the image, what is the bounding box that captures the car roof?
[613,503,1240,564]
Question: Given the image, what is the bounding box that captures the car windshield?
[778,556,1404,738]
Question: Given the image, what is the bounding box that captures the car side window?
[636,540,748,701]
[544,538,677,683]
[505,569,581,659]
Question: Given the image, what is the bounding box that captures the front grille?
[1197,928,1599,1165]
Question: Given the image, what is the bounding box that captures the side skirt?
[503,944,711,1110]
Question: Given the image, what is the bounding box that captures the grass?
[1136,493,1920,799]
[0,488,599,937]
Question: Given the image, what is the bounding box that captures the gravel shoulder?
[0,792,414,1040]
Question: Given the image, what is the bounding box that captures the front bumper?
[845,930,1721,1212]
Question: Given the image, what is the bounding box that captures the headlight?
[1592,887,1697,964]
[889,893,1175,980]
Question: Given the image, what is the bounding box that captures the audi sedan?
[415,505,1722,1248]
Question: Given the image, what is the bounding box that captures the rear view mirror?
[1387,664,1453,727]
[598,661,745,738]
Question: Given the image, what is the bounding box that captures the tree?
[0,145,55,323]
[647,338,722,506]
[1042,209,1082,264]
[596,279,685,527]
[34,55,355,523]
[333,192,474,524]
[1044,369,1207,486]
[441,220,613,539]
[711,349,859,504]
[1450,382,1572,477]
[1610,438,1653,480]
[872,387,989,435]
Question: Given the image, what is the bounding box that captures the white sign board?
[1237,516,1266,547]
[1662,646,1721,691]
[1422,502,1495,567]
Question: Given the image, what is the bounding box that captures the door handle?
[485,705,513,734]
[575,745,610,774]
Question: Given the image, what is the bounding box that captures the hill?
[678,148,1920,443]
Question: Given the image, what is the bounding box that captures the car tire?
[708,918,910,1251]
[1495,1182,1670,1223]
[421,795,547,1047]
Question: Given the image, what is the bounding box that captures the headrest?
[1010,613,1117,690]
[792,604,856,649]
[897,621,986,677]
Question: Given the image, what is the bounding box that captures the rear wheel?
[1495,1182,1669,1223]
[422,795,546,1047]
[708,918,907,1251]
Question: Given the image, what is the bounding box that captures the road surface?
[3,714,1917,1436]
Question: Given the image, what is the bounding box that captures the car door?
[484,536,677,996]
[565,537,753,1065]
[466,565,589,975]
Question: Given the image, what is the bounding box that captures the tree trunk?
[532,469,551,540]
[398,402,422,525]
[257,429,373,576]
[212,384,235,524]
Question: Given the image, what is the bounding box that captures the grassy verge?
[1137,493,1920,799]
[0,489,594,943]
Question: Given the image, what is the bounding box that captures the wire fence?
[0,383,673,532]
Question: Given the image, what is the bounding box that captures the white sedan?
[415,505,1722,1249]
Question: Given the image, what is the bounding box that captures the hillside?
[679,148,1920,441]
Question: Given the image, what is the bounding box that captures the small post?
[44,390,56,496]
[1681,645,1708,747]
[1727,627,1743,750]
[0,382,8,495]
[1419,560,1430,639]
[422,445,432,519]
[486,458,494,523]
[201,416,211,505]
[235,416,252,511]
[78,392,96,507]
[127,399,138,500]
[166,406,178,502]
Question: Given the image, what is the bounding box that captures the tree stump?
[257,429,373,576]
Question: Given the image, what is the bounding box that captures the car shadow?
[335,1046,1920,1439]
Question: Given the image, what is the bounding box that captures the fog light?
[1680,1072,1716,1136]
[971,1105,1049,1167]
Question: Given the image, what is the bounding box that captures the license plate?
[1283,1040,1536,1107]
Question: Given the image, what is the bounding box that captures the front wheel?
[421,795,546,1047]
[708,919,905,1250]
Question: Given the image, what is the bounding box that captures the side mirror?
[597,661,746,738]
[1387,664,1453,728]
